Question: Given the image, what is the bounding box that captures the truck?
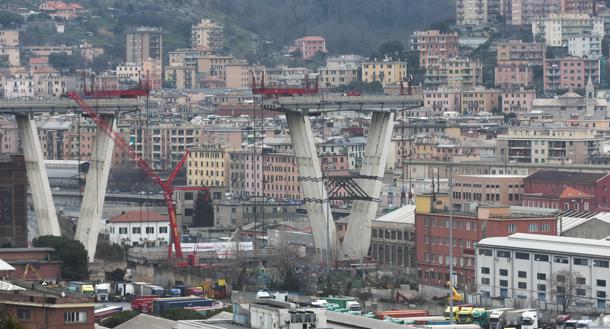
[113,282,134,300]
[471,308,489,328]
[132,282,150,296]
[95,283,111,302]
[375,310,428,320]
[67,281,95,297]
[521,310,547,329]
[458,306,475,324]
[131,295,159,313]
[143,284,165,296]
[556,315,572,329]
[445,306,467,321]
[422,325,483,329]
[325,297,361,313]
[505,309,536,329]
[489,308,514,329]
[152,297,215,316]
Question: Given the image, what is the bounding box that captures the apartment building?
[191,19,224,53]
[477,233,610,310]
[361,60,407,85]
[501,89,535,113]
[319,55,361,87]
[543,57,600,91]
[116,62,143,83]
[561,0,595,15]
[187,145,228,187]
[452,175,526,209]
[126,26,163,64]
[0,118,19,155]
[511,0,561,25]
[416,195,557,289]
[533,14,604,47]
[318,136,366,170]
[423,88,463,114]
[225,61,251,89]
[497,40,546,65]
[108,210,170,247]
[0,155,27,248]
[164,64,197,89]
[568,32,602,58]
[425,57,483,89]
[495,61,534,89]
[2,74,34,99]
[533,82,607,120]
[0,29,19,67]
[461,88,501,114]
[497,127,603,164]
[151,124,200,170]
[289,36,326,60]
[410,30,460,69]
[456,0,488,26]
[368,205,417,268]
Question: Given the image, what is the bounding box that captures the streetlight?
[448,166,455,325]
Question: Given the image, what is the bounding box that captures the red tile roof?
[29,57,49,65]
[109,210,168,223]
[559,186,593,199]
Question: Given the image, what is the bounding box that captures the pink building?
[452,175,526,209]
[500,89,535,113]
[244,152,302,201]
[409,30,460,69]
[495,61,533,88]
[289,36,326,60]
[497,41,545,65]
[201,127,243,151]
[0,118,19,155]
[544,57,600,91]
[423,88,462,113]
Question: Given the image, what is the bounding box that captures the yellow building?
[187,146,229,187]
[225,62,252,89]
[164,64,197,89]
[361,60,407,85]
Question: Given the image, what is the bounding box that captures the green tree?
[100,310,140,328]
[49,52,86,72]
[160,308,206,320]
[192,191,214,227]
[33,235,88,280]
[378,40,404,60]
[106,268,126,282]
[0,10,25,28]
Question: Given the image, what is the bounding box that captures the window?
[17,309,30,321]
[557,274,566,283]
[598,279,606,287]
[184,208,193,216]
[538,284,546,292]
[146,227,154,234]
[554,256,569,264]
[576,277,586,285]
[497,250,511,258]
[518,271,527,278]
[500,269,508,276]
[481,267,490,274]
[598,291,607,298]
[65,311,88,324]
[119,227,127,234]
[132,227,141,234]
[574,258,589,266]
[159,227,168,234]
[535,254,549,262]
[541,223,550,232]
[482,278,490,285]
[507,224,517,233]
[528,224,538,232]
[500,280,508,287]
[537,273,547,280]
[594,259,609,268]
[479,248,492,256]
[518,282,527,289]
[515,252,530,260]
[576,288,586,296]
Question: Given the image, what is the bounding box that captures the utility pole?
[448,165,454,324]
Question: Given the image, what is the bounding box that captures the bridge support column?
[340,111,395,261]
[285,112,336,256]
[76,115,115,262]
[15,115,61,237]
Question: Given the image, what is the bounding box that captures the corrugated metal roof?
[115,314,177,329]
[478,233,610,258]
[374,205,416,224]
[560,211,610,233]
[0,259,15,271]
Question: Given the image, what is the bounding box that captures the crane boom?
[66,92,185,259]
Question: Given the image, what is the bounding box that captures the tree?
[192,191,214,227]
[160,308,206,321]
[378,41,404,60]
[33,235,88,280]
[48,53,86,72]
[0,10,25,28]
[100,310,140,328]
[549,270,591,312]
[106,268,126,282]
[356,289,373,311]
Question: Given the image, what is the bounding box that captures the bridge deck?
[0,98,142,115]
[262,94,423,113]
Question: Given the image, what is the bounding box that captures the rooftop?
[526,169,606,184]
[109,210,168,223]
[373,205,416,225]
[477,233,610,258]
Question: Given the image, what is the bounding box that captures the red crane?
[66,91,207,262]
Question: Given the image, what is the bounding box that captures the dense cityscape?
[1,0,610,328]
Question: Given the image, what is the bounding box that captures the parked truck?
[143,284,164,296]
[445,305,471,321]
[132,282,149,296]
[113,281,134,300]
[521,310,547,329]
[375,310,428,320]
[67,281,95,297]
[458,306,475,324]
[152,297,215,316]
[489,308,514,329]
[325,297,361,313]
[471,308,489,329]
[505,309,536,329]
[95,283,111,302]
[556,315,572,329]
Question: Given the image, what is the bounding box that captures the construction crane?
[22,264,44,282]
[446,281,464,303]
[66,91,207,263]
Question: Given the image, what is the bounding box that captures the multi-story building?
[164,64,197,90]
[501,89,536,113]
[416,195,557,289]
[187,145,229,188]
[543,57,600,91]
[191,19,224,54]
[368,205,416,268]
[2,73,34,99]
[0,155,27,248]
[497,41,545,66]
[318,136,366,170]
[425,57,483,89]
[423,88,463,114]
[523,170,610,210]
[511,0,561,25]
[126,26,163,64]
[141,58,163,89]
[476,233,610,310]
[461,88,501,114]
[289,36,326,60]
[229,151,247,200]
[409,30,460,69]
[456,0,488,26]
[495,61,534,89]
[225,61,251,89]
[361,60,407,86]
[568,32,602,58]
[533,81,607,120]
[561,0,594,15]
[0,29,19,67]
[452,174,526,210]
[497,127,603,164]
[38,1,86,20]
[318,55,361,87]
[262,153,302,202]
[533,14,604,47]
[32,71,79,99]
[108,210,170,247]
[116,62,143,84]
[0,118,19,155]
[151,124,200,170]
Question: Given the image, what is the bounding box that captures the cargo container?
[325,297,361,313]
[131,296,159,313]
[143,284,164,296]
[505,309,536,329]
[132,282,149,296]
[375,310,428,320]
[152,297,214,315]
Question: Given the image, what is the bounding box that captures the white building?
[476,233,610,310]
[2,74,34,99]
[108,210,170,247]
[533,14,604,47]
[249,300,327,329]
[116,63,144,83]
[568,32,602,59]
[456,0,488,26]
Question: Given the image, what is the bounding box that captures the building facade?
[108,210,170,247]
[0,155,27,248]
[361,61,407,85]
[191,19,224,53]
[187,145,229,188]
[425,57,483,89]
[410,30,460,69]
[543,57,600,91]
[289,36,326,60]
[126,26,163,64]
[533,14,604,47]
